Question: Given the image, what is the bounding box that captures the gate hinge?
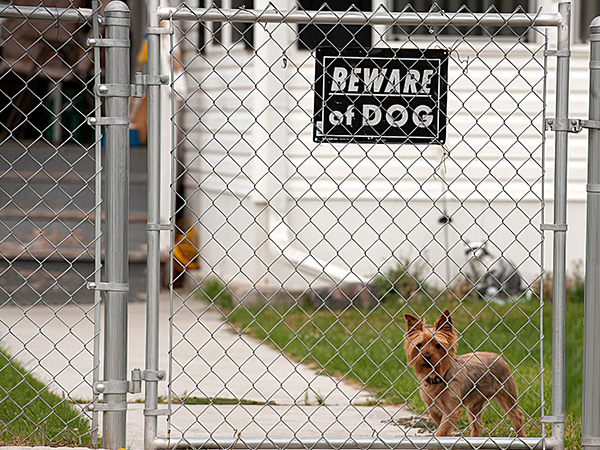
[546,118,600,133]
[582,436,600,448]
[87,401,128,412]
[138,369,169,417]
[144,408,170,416]
[541,223,568,232]
[139,369,166,382]
[541,414,566,424]
[96,83,144,99]
[130,368,143,393]
[130,72,170,98]
[93,370,143,396]
[86,369,146,413]
[147,223,174,231]
[87,37,130,48]
[147,25,174,35]
[87,116,130,127]
[544,49,570,58]
[87,281,129,293]
[133,72,170,94]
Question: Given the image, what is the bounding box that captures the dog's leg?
[428,406,443,427]
[495,384,526,437]
[421,391,443,432]
[466,400,485,437]
[434,407,463,437]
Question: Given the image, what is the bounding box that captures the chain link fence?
[0,2,579,449]
[159,4,565,449]
[0,1,101,445]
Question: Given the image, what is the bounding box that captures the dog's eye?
[435,344,442,349]
[416,343,423,349]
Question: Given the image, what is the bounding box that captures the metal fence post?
[101,2,131,448]
[582,16,600,450]
[548,3,570,450]
[144,0,164,448]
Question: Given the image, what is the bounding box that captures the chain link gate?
[138,3,575,450]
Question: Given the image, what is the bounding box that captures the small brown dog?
[404,309,526,437]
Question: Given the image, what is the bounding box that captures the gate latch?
[132,72,170,97]
[546,118,600,133]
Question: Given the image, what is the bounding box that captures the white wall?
[173,3,592,298]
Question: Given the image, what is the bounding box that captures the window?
[297,0,372,50]
[231,0,254,49]
[198,0,254,51]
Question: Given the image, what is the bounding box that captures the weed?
[198,277,234,308]
[532,260,585,303]
[372,262,433,303]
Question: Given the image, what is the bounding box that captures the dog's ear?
[434,309,453,334]
[434,310,456,355]
[404,314,423,332]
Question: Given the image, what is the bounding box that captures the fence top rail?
[0,4,93,22]
[156,6,562,28]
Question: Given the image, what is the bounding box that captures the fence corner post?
[582,14,600,450]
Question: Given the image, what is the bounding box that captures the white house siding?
[174,9,592,300]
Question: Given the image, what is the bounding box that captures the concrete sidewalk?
[0,290,417,449]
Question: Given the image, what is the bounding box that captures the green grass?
[0,348,92,446]
[204,284,584,443]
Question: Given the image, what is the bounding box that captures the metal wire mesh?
[0,1,100,445]
[163,4,552,447]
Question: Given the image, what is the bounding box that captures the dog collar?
[424,369,451,387]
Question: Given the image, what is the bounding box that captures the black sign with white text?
[313,47,448,144]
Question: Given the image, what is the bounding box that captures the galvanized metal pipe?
[156,7,562,27]
[144,0,163,447]
[550,4,571,450]
[154,436,551,450]
[0,4,92,21]
[91,0,103,445]
[582,15,600,450]
[102,2,131,449]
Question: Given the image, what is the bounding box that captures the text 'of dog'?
[327,67,436,129]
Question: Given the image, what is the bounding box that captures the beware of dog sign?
[313,47,448,144]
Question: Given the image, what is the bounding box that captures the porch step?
[0,141,149,304]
